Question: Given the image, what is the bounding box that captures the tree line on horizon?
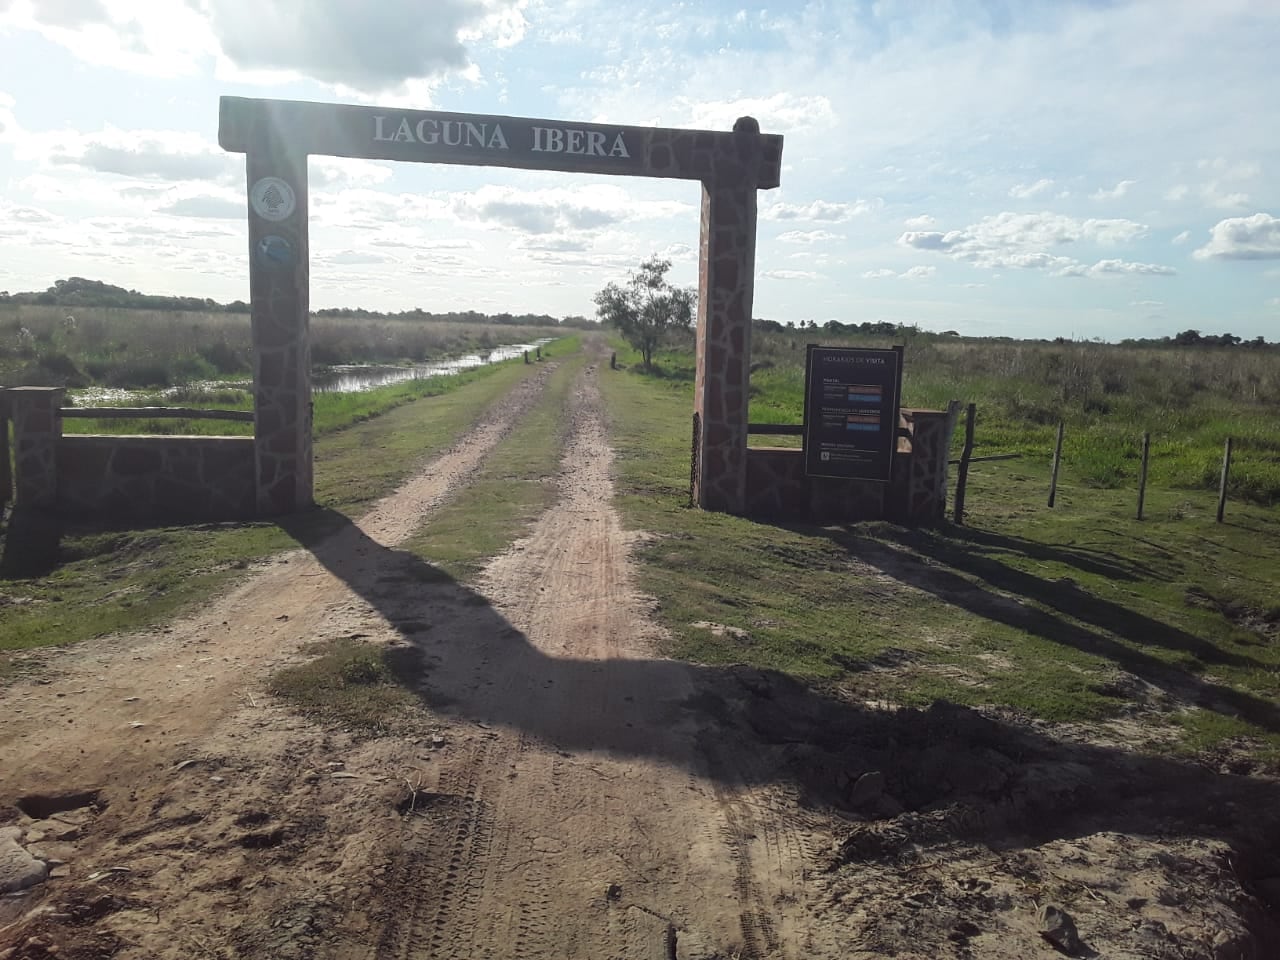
[2,276,1273,350]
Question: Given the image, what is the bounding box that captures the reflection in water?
[68,339,556,405]
[312,339,555,393]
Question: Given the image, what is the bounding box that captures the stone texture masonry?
[219,97,784,517]
[9,387,256,523]
[9,387,61,510]
[744,407,962,523]
[57,436,255,523]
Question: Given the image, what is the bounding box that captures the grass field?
[601,336,1280,759]
[0,344,576,667]
[57,339,577,438]
[745,329,1280,505]
[1,303,564,389]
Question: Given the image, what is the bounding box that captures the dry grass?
[0,304,563,388]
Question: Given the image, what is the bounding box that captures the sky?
[0,0,1278,341]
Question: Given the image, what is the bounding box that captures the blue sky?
[0,0,1277,339]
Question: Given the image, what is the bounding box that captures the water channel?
[69,338,556,405]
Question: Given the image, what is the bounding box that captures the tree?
[593,256,695,369]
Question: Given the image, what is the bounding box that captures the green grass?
[746,330,1280,505]
[0,348,574,668]
[1,302,564,389]
[59,337,579,438]
[268,638,425,735]
[404,351,586,579]
[599,338,1280,759]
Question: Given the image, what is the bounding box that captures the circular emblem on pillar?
[256,234,295,270]
[249,177,296,222]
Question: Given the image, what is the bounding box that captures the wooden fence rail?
[59,406,254,422]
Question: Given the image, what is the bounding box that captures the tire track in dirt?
[0,361,559,849]
[365,355,820,959]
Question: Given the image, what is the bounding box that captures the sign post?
[802,345,904,482]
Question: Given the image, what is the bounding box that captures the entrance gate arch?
[218,97,783,516]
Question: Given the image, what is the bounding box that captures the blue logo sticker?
[257,235,294,269]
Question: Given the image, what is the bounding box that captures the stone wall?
[9,388,62,510]
[745,448,888,522]
[57,436,255,523]
[9,386,256,524]
[744,406,959,524]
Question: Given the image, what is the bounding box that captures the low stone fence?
[8,387,256,524]
[744,405,961,524]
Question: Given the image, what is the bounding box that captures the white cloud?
[1009,179,1054,200]
[763,269,819,280]
[1267,297,1280,309]
[776,229,843,244]
[1172,230,1191,245]
[899,211,1149,272]
[450,184,689,235]
[0,0,215,75]
[1192,158,1259,210]
[321,250,398,266]
[761,199,882,223]
[903,214,935,229]
[1078,259,1176,277]
[862,265,935,280]
[1202,187,1250,210]
[158,195,244,219]
[513,236,590,254]
[1131,300,1164,308]
[1166,185,1190,201]
[1090,179,1136,201]
[50,129,235,182]
[1193,213,1280,261]
[202,0,525,92]
[0,201,56,224]
[0,0,524,91]
[4,111,236,184]
[309,157,394,188]
[683,93,835,133]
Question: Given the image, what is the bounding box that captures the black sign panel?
[803,345,904,482]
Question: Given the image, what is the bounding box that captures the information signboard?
[802,345,904,482]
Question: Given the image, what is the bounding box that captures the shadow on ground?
[810,522,1280,735]
[0,508,63,577]
[278,507,1280,945]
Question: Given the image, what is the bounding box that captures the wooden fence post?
[954,403,976,525]
[610,352,617,370]
[524,350,530,364]
[1137,432,1150,520]
[1048,420,1065,508]
[1217,437,1233,523]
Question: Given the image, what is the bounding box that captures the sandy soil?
[3,352,1280,959]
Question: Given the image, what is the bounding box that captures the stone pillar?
[693,118,760,513]
[245,131,312,516]
[902,404,962,523]
[0,388,10,508]
[10,387,64,509]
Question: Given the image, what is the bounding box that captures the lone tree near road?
[593,256,695,369]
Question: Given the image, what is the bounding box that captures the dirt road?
[4,349,1279,959]
[0,353,827,959]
